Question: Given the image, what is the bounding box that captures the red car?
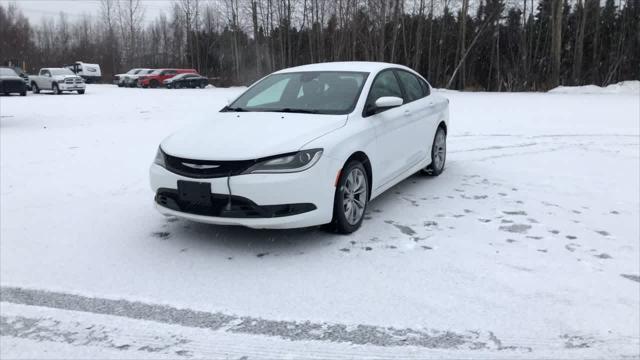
[138,69,197,88]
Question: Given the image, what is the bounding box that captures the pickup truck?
[30,68,86,95]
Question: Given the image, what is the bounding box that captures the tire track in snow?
[0,286,524,351]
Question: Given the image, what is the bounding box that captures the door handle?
[403,109,411,116]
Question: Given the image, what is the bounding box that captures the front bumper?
[59,83,86,91]
[0,80,26,93]
[149,156,339,229]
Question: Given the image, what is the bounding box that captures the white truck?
[30,68,86,95]
[64,62,102,83]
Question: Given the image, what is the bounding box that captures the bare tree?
[117,0,145,67]
[550,0,562,87]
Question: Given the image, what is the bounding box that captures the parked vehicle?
[64,62,101,83]
[11,67,31,91]
[164,73,208,89]
[114,68,144,87]
[30,68,86,95]
[0,67,27,96]
[150,62,449,233]
[124,69,154,87]
[138,69,197,88]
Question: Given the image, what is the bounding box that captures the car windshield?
[0,68,18,76]
[127,69,140,74]
[225,71,368,115]
[51,68,75,75]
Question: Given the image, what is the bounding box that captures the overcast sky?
[0,0,175,24]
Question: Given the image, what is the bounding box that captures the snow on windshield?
[0,68,18,76]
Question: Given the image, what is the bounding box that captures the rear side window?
[395,70,426,102]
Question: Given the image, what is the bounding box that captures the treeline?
[1,0,638,90]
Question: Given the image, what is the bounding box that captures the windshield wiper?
[266,108,320,114]
[221,106,248,112]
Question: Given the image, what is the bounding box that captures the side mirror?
[375,96,403,109]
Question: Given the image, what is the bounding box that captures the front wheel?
[77,90,85,94]
[52,83,61,95]
[150,80,159,88]
[32,83,40,94]
[326,161,369,234]
[20,91,26,96]
[422,126,446,176]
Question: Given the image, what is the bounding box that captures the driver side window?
[364,70,403,116]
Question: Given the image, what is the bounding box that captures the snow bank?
[549,80,640,94]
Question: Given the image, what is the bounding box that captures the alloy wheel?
[342,168,367,225]
[432,129,446,171]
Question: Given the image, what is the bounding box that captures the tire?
[77,90,85,94]
[53,83,61,95]
[422,126,447,176]
[326,160,369,234]
[150,80,159,88]
[199,82,206,89]
[20,91,26,96]
[32,83,40,94]
[118,83,124,87]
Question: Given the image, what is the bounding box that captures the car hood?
[53,74,81,80]
[161,112,348,160]
[0,75,23,81]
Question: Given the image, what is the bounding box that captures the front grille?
[163,151,256,179]
[75,78,83,84]
[156,188,316,218]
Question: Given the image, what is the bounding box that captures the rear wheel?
[327,161,369,234]
[77,90,85,94]
[20,91,26,96]
[199,82,206,89]
[150,80,159,88]
[422,126,446,176]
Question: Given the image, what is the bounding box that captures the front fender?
[302,116,378,189]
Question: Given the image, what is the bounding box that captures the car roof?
[275,61,412,74]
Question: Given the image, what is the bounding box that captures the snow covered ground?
[1,84,638,359]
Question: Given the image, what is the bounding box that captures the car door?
[394,69,438,165]
[186,75,196,88]
[41,70,53,89]
[365,69,418,188]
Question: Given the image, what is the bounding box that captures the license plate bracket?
[177,180,212,207]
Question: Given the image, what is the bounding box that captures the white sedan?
[150,62,449,233]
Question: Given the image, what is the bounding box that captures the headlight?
[154,147,166,168]
[243,149,323,174]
